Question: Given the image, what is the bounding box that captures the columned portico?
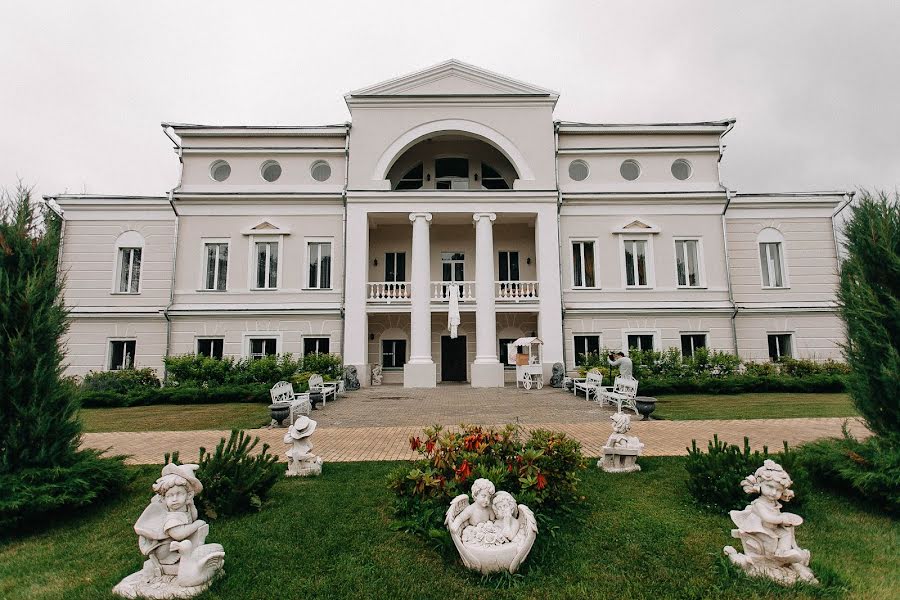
[471,212,504,387]
[403,212,437,387]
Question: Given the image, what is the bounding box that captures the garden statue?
[343,365,360,391]
[724,460,818,585]
[284,416,323,477]
[599,412,644,473]
[445,478,538,574]
[550,362,565,387]
[371,364,383,385]
[113,463,225,599]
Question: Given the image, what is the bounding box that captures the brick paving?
[81,385,870,464]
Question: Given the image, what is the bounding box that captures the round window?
[261,160,282,182]
[671,158,692,181]
[620,159,641,181]
[310,160,332,182]
[210,160,231,182]
[568,160,589,182]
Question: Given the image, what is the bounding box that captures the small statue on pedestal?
[599,412,644,473]
[284,416,323,477]
[724,460,817,585]
[371,364,383,385]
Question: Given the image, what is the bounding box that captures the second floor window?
[499,251,520,282]
[624,240,649,287]
[117,247,142,293]
[385,252,406,282]
[308,242,332,289]
[204,243,228,291]
[572,241,596,288]
[675,239,701,287]
[759,242,785,288]
[255,241,278,289]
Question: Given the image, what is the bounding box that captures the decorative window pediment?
[613,219,660,235]
[241,220,290,236]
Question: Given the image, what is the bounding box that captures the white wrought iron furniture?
[269,380,312,422]
[573,370,603,400]
[308,374,335,404]
[599,376,639,414]
[509,337,544,390]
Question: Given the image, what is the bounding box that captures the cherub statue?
[724,460,818,585]
[445,478,538,574]
[284,416,323,477]
[599,412,644,472]
[371,364,383,386]
[113,463,225,598]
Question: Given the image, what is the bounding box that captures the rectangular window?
[117,247,142,293]
[573,335,601,366]
[382,339,407,369]
[109,340,136,370]
[204,243,228,291]
[197,338,224,359]
[572,241,596,288]
[498,251,520,282]
[303,337,330,356]
[680,334,707,358]
[249,338,277,360]
[627,334,655,351]
[768,334,793,361]
[308,242,332,289]
[384,252,406,282]
[499,338,519,369]
[624,240,649,287]
[255,241,278,289]
[675,239,701,287]
[759,242,785,288]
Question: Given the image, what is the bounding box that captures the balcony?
[366,280,539,304]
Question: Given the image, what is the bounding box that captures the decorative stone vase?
[269,402,290,426]
[634,397,657,421]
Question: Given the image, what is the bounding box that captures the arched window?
[114,231,144,294]
[480,162,510,190]
[435,157,469,190]
[394,163,424,190]
[757,228,788,288]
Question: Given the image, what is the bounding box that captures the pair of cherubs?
[449,479,519,543]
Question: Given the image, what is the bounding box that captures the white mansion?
[51,60,848,387]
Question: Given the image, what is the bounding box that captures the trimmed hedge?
[637,374,847,396]
[77,383,271,408]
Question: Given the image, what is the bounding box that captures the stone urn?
[634,396,657,421]
[269,402,291,426]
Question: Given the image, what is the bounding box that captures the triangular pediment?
[613,218,660,234]
[347,59,558,99]
[241,219,291,235]
[251,221,278,231]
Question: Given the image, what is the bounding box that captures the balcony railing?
[366,280,540,303]
[367,281,410,303]
[495,280,539,302]
[431,281,476,301]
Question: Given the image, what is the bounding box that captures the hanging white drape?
[448,284,460,339]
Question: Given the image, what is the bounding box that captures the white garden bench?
[308,374,336,405]
[599,376,639,414]
[573,370,603,400]
[269,380,311,423]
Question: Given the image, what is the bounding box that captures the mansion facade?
[51,60,848,387]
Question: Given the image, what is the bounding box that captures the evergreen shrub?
[77,383,271,408]
[80,368,160,394]
[162,352,343,388]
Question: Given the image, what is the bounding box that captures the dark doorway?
[441,335,467,382]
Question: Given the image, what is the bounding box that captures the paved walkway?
[83,393,869,465]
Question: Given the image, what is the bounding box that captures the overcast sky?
[2,0,898,200]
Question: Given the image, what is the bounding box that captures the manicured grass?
[0,458,896,599]
[79,403,270,433]
[655,393,857,421]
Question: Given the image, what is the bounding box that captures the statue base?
[724,546,818,586]
[286,460,323,477]
[113,563,222,599]
[599,446,641,473]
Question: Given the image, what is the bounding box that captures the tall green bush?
[0,186,127,529]
[162,352,343,388]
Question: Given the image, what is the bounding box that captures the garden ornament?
[343,365,360,391]
[550,362,565,387]
[599,412,644,473]
[284,416,323,477]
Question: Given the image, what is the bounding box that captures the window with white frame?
[758,228,787,288]
[768,334,793,361]
[384,252,406,282]
[249,337,277,360]
[197,338,224,359]
[203,242,228,291]
[499,251,520,282]
[626,333,655,351]
[680,333,707,358]
[254,241,278,289]
[382,339,407,369]
[117,247,142,293]
[623,239,650,287]
[109,340,136,370]
[675,239,703,287]
[303,337,330,356]
[573,335,601,366]
[308,241,332,289]
[571,241,597,288]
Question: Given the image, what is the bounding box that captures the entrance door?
[441,335,467,382]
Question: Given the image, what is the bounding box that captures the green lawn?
[654,393,857,421]
[0,459,896,599]
[79,403,270,433]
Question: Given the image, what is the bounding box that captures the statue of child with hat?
[284,415,323,477]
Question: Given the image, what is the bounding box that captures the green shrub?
[685,435,810,512]
[77,383,271,408]
[300,353,344,380]
[387,424,586,544]
[80,368,160,394]
[797,427,900,515]
[638,373,846,396]
[162,352,344,388]
[166,429,281,520]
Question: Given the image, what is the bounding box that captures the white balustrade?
[367,281,411,302]
[495,280,539,302]
[430,281,476,301]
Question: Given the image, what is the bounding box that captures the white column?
[536,206,564,377]
[471,212,504,387]
[343,205,370,385]
[404,212,436,388]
